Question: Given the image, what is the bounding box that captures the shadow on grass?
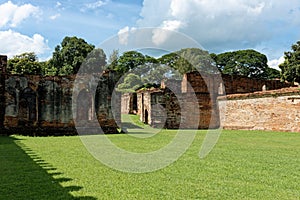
[121,122,143,129]
[0,136,96,200]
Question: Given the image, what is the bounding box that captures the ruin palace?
[0,55,121,135]
[0,55,295,135]
[123,71,294,130]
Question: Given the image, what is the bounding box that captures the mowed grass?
[1,129,300,199]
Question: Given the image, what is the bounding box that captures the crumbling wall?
[150,91,167,128]
[0,55,6,129]
[138,71,294,130]
[182,72,220,94]
[182,71,294,95]
[0,55,121,135]
[219,88,300,132]
[221,74,293,94]
[137,88,219,129]
[121,93,137,114]
[137,90,152,124]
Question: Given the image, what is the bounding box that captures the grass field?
[1,128,300,199]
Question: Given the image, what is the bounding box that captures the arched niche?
[37,80,61,122]
[19,87,37,124]
[76,89,94,122]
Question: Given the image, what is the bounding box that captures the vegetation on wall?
[7,52,42,75]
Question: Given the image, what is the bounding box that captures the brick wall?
[219,88,300,132]
[137,88,220,129]
[182,71,294,95]
[138,71,295,130]
[121,93,137,114]
[0,55,7,128]
[221,74,293,94]
[2,70,121,135]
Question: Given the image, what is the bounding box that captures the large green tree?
[80,48,107,73]
[117,73,143,93]
[213,49,275,79]
[111,51,162,92]
[111,51,146,74]
[48,36,95,75]
[279,41,300,83]
[158,48,217,76]
[107,49,119,70]
[7,52,42,75]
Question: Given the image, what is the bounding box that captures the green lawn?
[1,129,300,199]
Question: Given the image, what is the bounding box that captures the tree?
[214,49,271,79]
[40,61,57,76]
[117,73,143,93]
[112,51,163,91]
[80,48,107,73]
[107,49,119,70]
[48,36,95,75]
[158,48,217,77]
[7,52,42,75]
[279,41,300,83]
[266,67,281,80]
[112,51,146,74]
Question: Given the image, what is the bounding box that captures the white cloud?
[268,56,285,70]
[50,13,61,20]
[81,0,108,12]
[56,1,62,8]
[0,30,49,58]
[136,0,300,54]
[152,20,183,45]
[0,1,40,28]
[118,26,137,45]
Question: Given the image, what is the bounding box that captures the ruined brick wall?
[221,74,293,94]
[161,79,182,94]
[180,72,220,129]
[218,88,300,132]
[168,93,219,129]
[121,93,131,114]
[0,55,7,129]
[182,71,294,95]
[137,90,153,125]
[2,68,120,135]
[150,91,168,128]
[134,71,296,130]
[121,93,137,114]
[137,90,179,129]
[182,72,220,94]
[137,89,220,129]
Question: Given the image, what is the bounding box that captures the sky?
[0,0,300,70]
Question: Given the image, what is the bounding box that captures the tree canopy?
[5,37,282,82]
[158,48,217,75]
[48,36,95,75]
[108,50,161,92]
[212,49,279,79]
[279,41,300,83]
[80,48,107,73]
[7,52,42,75]
[117,73,143,93]
[110,51,146,74]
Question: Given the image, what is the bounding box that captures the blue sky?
[1,0,300,69]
